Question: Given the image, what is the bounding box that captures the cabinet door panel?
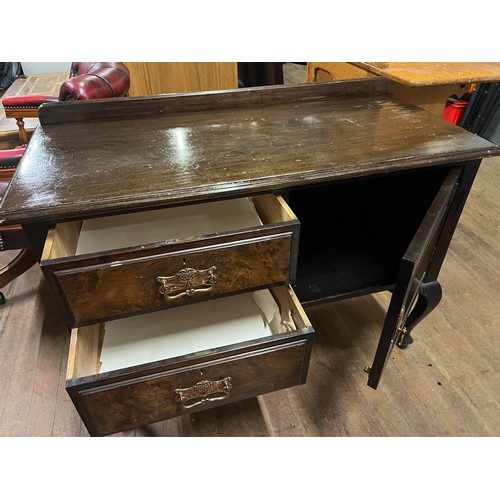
[367,168,461,389]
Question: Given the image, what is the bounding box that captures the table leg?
[397,280,442,349]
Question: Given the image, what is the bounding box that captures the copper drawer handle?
[156,266,217,300]
[175,377,233,409]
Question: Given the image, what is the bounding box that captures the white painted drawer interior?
[76,196,263,255]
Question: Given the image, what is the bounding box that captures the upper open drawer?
[40,194,300,327]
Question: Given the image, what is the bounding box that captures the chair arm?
[59,63,130,101]
[2,95,59,114]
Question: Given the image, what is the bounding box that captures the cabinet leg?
[397,280,442,349]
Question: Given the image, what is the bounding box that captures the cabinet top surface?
[1,79,498,225]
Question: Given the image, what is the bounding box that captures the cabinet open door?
[367,167,461,389]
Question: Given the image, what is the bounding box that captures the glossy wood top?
[0,79,498,225]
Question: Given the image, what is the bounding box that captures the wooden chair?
[2,62,130,146]
[0,148,37,304]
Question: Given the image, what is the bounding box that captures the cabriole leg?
[397,280,443,349]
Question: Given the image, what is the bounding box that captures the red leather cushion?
[2,63,130,108]
[71,62,130,77]
[70,62,94,76]
[0,148,25,168]
[59,65,130,101]
[2,95,59,109]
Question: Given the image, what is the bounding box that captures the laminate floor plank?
[0,263,44,436]
[25,281,69,436]
[305,298,438,436]
[0,268,30,416]
[259,388,314,436]
[137,414,191,437]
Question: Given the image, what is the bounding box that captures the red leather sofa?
[2,62,130,145]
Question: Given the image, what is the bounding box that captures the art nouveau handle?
[156,266,217,300]
[175,377,233,409]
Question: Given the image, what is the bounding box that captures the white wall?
[20,62,71,75]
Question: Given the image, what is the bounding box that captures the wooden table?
[1,79,498,435]
[306,62,500,116]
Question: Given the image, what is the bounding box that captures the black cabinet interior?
[287,166,451,304]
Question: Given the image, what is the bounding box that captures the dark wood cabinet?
[0,79,497,435]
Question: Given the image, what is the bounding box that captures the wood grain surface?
[1,80,498,226]
[354,62,500,87]
[124,62,238,96]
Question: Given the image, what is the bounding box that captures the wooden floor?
[0,152,499,437]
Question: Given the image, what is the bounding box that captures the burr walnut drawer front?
[66,285,313,437]
[40,195,300,326]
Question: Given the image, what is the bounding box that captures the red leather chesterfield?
[2,62,130,145]
[0,148,37,304]
[0,147,24,168]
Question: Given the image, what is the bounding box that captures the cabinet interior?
[287,166,452,303]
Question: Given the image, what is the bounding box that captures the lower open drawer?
[66,285,313,436]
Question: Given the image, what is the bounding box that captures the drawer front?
[44,228,297,326]
[67,334,312,437]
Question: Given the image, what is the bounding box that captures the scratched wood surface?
[0,153,499,437]
[1,79,498,226]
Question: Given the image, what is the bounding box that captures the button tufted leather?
[0,147,25,168]
[2,62,130,109]
[59,63,130,101]
[2,95,59,109]
[1,63,130,145]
